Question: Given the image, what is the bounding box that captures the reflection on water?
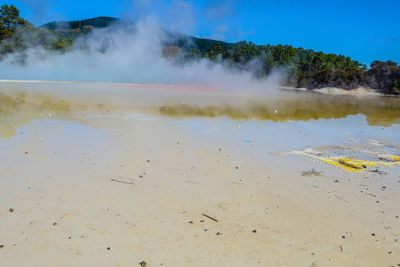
[0,87,399,139]
[159,93,400,127]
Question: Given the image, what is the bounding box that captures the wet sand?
[0,81,400,266]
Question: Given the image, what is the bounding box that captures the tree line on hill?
[1,4,399,95]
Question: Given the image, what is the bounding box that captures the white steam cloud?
[0,16,282,94]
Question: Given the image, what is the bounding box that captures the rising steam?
[0,16,282,93]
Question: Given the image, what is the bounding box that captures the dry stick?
[110,178,134,185]
[202,213,218,222]
[335,195,349,203]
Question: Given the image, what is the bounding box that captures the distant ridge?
[41,16,234,54]
[41,16,122,31]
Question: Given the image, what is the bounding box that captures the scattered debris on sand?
[369,169,388,175]
[302,169,322,177]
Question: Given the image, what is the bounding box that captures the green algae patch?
[39,97,71,112]
[0,93,73,139]
[159,105,252,120]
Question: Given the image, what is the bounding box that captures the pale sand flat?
[0,83,399,266]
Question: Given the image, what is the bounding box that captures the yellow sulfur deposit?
[319,156,400,172]
[287,147,400,172]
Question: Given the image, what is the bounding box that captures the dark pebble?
[371,233,375,236]
[9,208,14,213]
[216,232,222,236]
[53,222,58,226]
[342,235,346,239]
[140,261,147,266]
[0,245,4,249]
[188,221,193,224]
[252,229,257,233]
[107,247,111,250]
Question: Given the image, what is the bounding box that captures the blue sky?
[6,0,400,65]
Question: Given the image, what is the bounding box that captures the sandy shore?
[0,82,400,266]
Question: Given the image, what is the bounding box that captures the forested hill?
[42,16,120,31]
[1,4,399,95]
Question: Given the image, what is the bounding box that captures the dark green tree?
[0,4,29,40]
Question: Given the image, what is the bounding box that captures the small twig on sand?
[202,213,218,222]
[110,178,134,185]
[335,195,349,203]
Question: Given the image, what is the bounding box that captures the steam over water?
[0,21,281,94]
